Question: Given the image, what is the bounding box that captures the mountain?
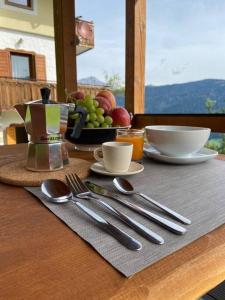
[116,79,225,113]
[78,76,109,87]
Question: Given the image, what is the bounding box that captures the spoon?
[41,179,142,251]
[113,177,191,225]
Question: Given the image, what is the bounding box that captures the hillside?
[78,76,108,87]
[116,79,225,113]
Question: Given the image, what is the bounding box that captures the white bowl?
[145,125,211,157]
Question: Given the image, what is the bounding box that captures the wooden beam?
[125,0,146,114]
[53,0,77,102]
[132,114,225,133]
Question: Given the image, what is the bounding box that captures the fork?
[66,173,164,244]
[65,174,143,250]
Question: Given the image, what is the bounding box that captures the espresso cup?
[93,141,133,173]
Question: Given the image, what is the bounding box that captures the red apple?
[95,96,112,114]
[70,91,85,100]
[96,90,116,110]
[111,107,131,126]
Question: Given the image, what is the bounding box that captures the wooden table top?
[0,144,225,300]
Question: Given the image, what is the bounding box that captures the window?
[5,0,33,10]
[0,49,46,81]
[11,53,32,80]
[145,0,225,115]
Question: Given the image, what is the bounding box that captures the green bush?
[204,98,225,154]
[206,135,225,154]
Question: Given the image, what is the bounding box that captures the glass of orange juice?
[116,128,144,161]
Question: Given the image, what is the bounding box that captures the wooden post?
[53,0,77,102]
[125,0,146,114]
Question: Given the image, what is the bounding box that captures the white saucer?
[144,144,218,165]
[90,161,144,176]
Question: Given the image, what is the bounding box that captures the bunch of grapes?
[69,95,113,128]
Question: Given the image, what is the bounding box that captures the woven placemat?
[0,158,91,186]
[27,157,225,277]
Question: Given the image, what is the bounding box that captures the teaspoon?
[41,179,142,251]
[113,177,191,225]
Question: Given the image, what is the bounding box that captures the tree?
[205,98,216,113]
[204,98,225,153]
[103,71,125,95]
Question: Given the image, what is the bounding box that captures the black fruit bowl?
[65,127,120,145]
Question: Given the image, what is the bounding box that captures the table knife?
[72,199,142,251]
[86,181,187,235]
[86,193,164,244]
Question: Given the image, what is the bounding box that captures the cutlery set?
[41,173,191,251]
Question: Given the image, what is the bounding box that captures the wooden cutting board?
[0,157,92,186]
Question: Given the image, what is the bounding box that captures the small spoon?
[113,177,191,225]
[41,179,142,251]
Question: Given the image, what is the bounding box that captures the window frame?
[0,48,46,81]
[10,51,34,80]
[5,0,33,10]
[53,0,225,132]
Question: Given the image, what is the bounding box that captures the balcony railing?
[0,78,109,111]
[75,18,94,55]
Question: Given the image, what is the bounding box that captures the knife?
[84,192,164,245]
[87,194,165,244]
[86,181,187,235]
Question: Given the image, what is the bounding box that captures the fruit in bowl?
[111,107,131,127]
[65,90,131,145]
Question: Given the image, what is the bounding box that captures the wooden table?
[0,144,225,300]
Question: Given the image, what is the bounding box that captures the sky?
[76,0,225,86]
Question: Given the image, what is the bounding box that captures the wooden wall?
[0,79,57,111]
[0,78,108,111]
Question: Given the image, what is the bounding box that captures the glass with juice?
[116,129,144,161]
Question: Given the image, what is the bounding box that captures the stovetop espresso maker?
[15,87,86,171]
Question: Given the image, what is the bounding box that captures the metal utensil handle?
[139,192,191,225]
[110,195,186,235]
[97,199,164,244]
[72,200,142,251]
